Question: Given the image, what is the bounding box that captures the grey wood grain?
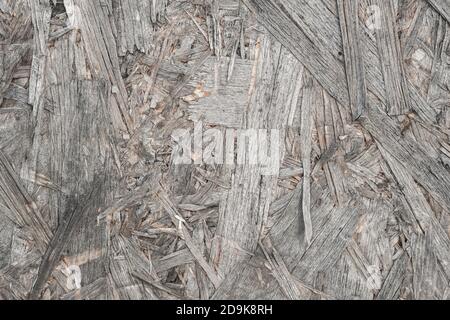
[427,0,450,23]
[1,0,449,301]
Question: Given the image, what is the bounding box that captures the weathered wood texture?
[0,0,449,300]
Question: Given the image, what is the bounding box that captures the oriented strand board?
[0,0,449,300]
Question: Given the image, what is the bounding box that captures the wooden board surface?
[0,0,449,300]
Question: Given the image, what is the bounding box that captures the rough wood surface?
[0,0,450,300]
